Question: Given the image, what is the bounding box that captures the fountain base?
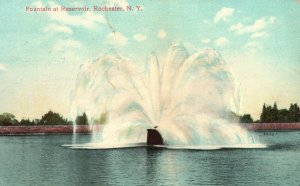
[147,129,164,145]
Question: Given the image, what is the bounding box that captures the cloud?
[32,1,43,7]
[214,7,235,23]
[49,10,105,29]
[33,1,105,29]
[107,0,129,7]
[157,29,167,39]
[183,42,198,52]
[44,23,73,34]
[54,39,82,51]
[244,41,263,51]
[201,38,211,44]
[230,16,275,35]
[0,64,7,71]
[214,37,229,46]
[250,32,268,39]
[133,34,147,42]
[107,32,128,46]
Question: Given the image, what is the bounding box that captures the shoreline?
[0,125,91,135]
[245,122,300,131]
[0,123,299,135]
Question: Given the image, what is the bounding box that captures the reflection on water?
[0,132,299,185]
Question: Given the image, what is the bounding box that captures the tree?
[75,112,89,125]
[259,102,300,123]
[19,119,35,125]
[99,112,107,125]
[0,113,19,126]
[39,110,69,125]
[259,103,279,123]
[240,114,253,123]
[287,104,300,122]
[82,113,88,124]
[278,109,289,123]
[272,102,279,122]
[260,104,267,122]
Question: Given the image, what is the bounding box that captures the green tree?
[82,113,88,124]
[75,112,89,125]
[240,114,253,123]
[272,102,279,122]
[278,109,289,123]
[260,104,267,122]
[287,103,300,122]
[266,105,273,122]
[39,110,69,125]
[0,113,19,126]
[19,119,35,125]
[259,102,300,123]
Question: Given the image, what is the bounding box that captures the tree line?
[1,103,299,126]
[0,111,89,126]
[240,102,300,123]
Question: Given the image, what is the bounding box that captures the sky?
[0,0,299,120]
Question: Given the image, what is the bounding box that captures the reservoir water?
[0,132,299,185]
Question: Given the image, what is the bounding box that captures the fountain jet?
[70,44,259,147]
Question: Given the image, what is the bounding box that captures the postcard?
[0,0,299,185]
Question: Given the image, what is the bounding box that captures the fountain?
[69,44,264,149]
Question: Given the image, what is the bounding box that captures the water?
[0,132,299,186]
[70,45,258,147]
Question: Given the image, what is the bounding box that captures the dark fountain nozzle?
[147,128,164,145]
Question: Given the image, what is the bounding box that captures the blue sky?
[0,0,299,120]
